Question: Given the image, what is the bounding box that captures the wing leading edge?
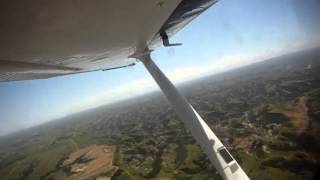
[0,0,217,82]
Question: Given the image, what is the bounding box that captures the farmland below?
[1,48,320,180]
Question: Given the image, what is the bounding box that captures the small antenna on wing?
[160,30,182,47]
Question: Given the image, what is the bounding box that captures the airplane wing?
[0,0,217,82]
[1,1,251,179]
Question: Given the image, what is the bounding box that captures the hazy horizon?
[1,47,319,137]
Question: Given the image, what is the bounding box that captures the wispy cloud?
[64,42,309,116]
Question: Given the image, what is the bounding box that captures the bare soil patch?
[62,145,117,180]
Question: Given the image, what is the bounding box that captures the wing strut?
[138,51,249,180]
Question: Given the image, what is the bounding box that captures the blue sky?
[1,0,320,136]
